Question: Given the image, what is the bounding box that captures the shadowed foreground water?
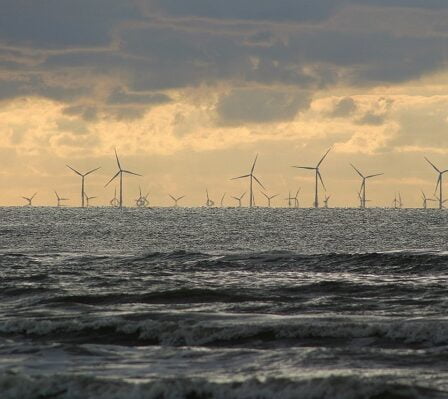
[1,207,448,398]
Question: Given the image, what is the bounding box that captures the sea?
[1,206,448,399]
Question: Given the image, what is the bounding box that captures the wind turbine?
[169,194,185,207]
[292,148,331,208]
[84,192,97,207]
[434,194,448,209]
[425,157,448,210]
[220,193,226,207]
[231,192,246,207]
[66,165,100,208]
[350,164,383,209]
[205,189,214,207]
[261,191,278,207]
[231,154,264,208]
[292,188,301,208]
[110,187,120,207]
[421,190,436,209]
[392,194,399,209]
[105,149,141,208]
[135,186,147,208]
[284,191,294,208]
[323,194,331,208]
[22,193,37,206]
[54,191,69,207]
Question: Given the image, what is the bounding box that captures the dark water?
[1,207,448,398]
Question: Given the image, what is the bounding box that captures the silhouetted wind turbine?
[169,194,185,207]
[231,192,246,208]
[425,157,448,210]
[350,163,383,209]
[66,165,100,208]
[105,149,141,208]
[205,189,214,207]
[398,193,403,209]
[284,191,294,208]
[261,191,278,207]
[323,194,331,208]
[135,186,147,208]
[292,188,301,208]
[292,148,331,208]
[392,194,399,209]
[231,154,265,208]
[54,190,68,207]
[84,192,97,207]
[434,194,448,209]
[22,193,37,206]
[421,190,436,209]
[110,187,119,207]
[220,193,226,207]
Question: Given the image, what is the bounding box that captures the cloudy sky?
[1,0,448,207]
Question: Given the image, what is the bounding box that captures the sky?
[1,0,448,207]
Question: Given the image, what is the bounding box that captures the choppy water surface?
[1,207,448,398]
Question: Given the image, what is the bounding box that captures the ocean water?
[1,207,448,399]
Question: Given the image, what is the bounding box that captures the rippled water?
[1,207,448,398]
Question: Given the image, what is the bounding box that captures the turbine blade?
[31,193,37,200]
[251,153,258,173]
[260,191,268,199]
[66,164,82,176]
[122,170,141,176]
[271,194,279,199]
[425,157,441,173]
[84,167,100,176]
[178,196,185,201]
[350,163,364,178]
[253,175,265,189]
[169,194,175,201]
[317,171,326,190]
[241,192,246,199]
[435,175,441,194]
[366,173,383,179]
[114,148,122,170]
[231,174,250,180]
[317,147,332,167]
[292,166,315,170]
[105,171,120,187]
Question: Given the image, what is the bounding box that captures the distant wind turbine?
[220,193,226,207]
[54,190,69,207]
[231,154,264,208]
[135,186,148,208]
[205,189,214,207]
[284,191,294,208]
[84,192,97,207]
[425,157,448,210]
[22,193,37,206]
[231,192,246,208]
[110,187,120,207]
[350,163,383,209]
[292,148,331,208]
[66,165,100,208]
[105,149,141,208]
[323,194,331,208]
[434,194,448,209]
[421,190,436,209]
[292,188,301,208]
[398,193,403,209]
[392,194,399,209]
[169,194,185,207]
[261,191,278,207]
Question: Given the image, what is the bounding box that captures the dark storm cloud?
[329,98,357,118]
[0,0,448,122]
[216,89,311,124]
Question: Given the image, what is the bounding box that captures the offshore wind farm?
[3,1,448,399]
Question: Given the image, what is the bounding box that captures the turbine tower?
[22,193,37,206]
[292,148,331,208]
[205,189,214,207]
[169,194,185,207]
[231,154,265,208]
[110,187,120,207]
[261,191,278,207]
[105,149,141,208]
[350,164,383,209]
[54,190,69,207]
[66,165,100,208]
[84,192,97,207]
[421,190,436,209]
[231,192,246,208]
[434,195,448,209]
[425,157,448,210]
[284,191,294,208]
[398,193,403,209]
